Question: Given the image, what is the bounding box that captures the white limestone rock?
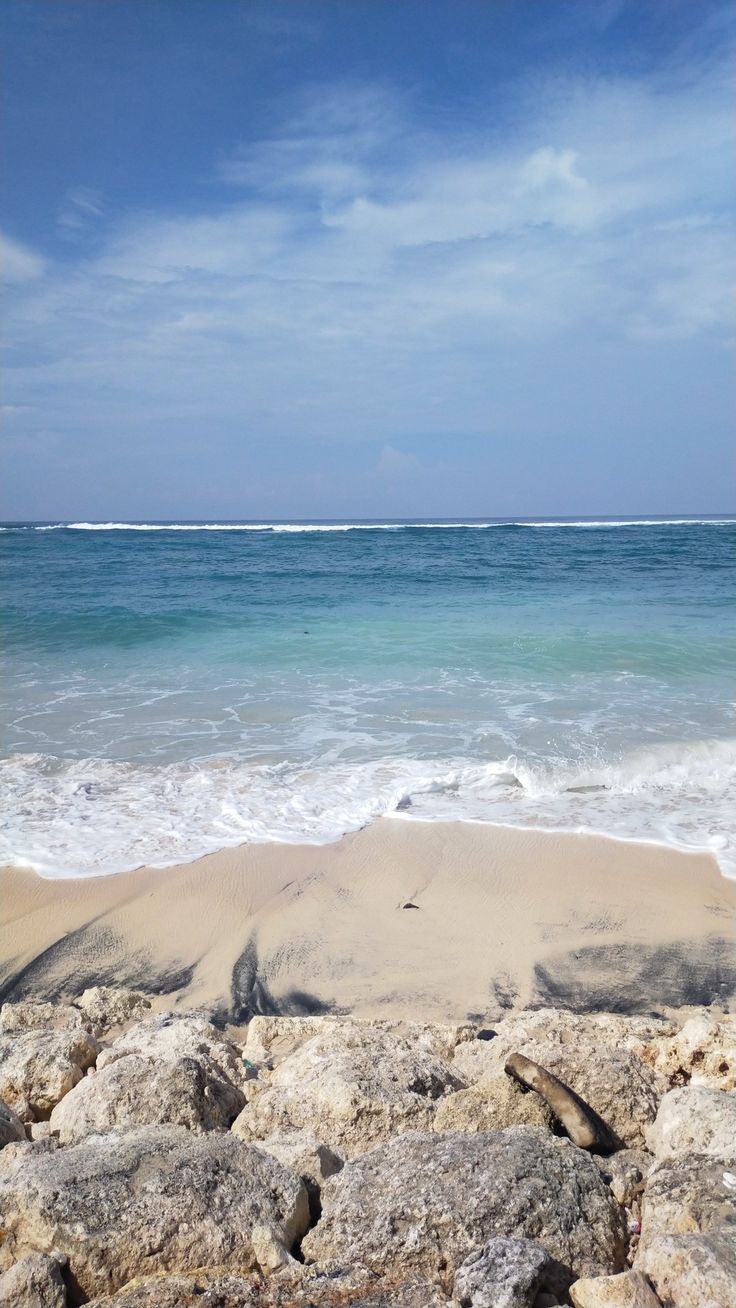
[645,1085,736,1161]
[0,1028,100,1122]
[234,1021,464,1157]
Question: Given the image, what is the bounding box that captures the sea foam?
[2,739,735,879]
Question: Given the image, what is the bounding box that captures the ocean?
[1,518,734,878]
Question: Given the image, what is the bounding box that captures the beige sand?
[1,820,734,1022]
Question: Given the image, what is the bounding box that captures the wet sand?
[1,820,734,1022]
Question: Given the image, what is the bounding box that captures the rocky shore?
[0,991,734,1307]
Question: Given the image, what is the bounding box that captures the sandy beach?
[1,820,733,1023]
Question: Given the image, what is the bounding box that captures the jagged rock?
[0,1028,100,1122]
[97,1012,246,1090]
[244,1015,475,1069]
[453,1236,554,1308]
[454,1015,665,1150]
[593,1150,653,1209]
[233,1023,464,1157]
[303,1127,627,1294]
[84,1267,446,1307]
[0,1001,83,1034]
[0,1252,67,1308]
[74,987,152,1037]
[49,1052,245,1142]
[641,1014,736,1091]
[251,1131,343,1218]
[646,1086,736,1161]
[0,1098,26,1149]
[637,1228,736,1308]
[505,1053,618,1152]
[636,1153,736,1260]
[28,1120,52,1142]
[0,1124,309,1300]
[452,1012,674,1084]
[569,1269,660,1307]
[433,1075,554,1133]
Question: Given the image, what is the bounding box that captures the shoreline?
[10,809,736,884]
[1,819,734,1022]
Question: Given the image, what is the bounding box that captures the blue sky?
[1,0,734,519]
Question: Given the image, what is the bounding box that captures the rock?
[452,1012,674,1084]
[641,1013,736,1091]
[637,1228,736,1308]
[49,1052,245,1142]
[455,1015,665,1150]
[453,1236,554,1308]
[303,1127,627,1295]
[74,987,152,1037]
[244,1015,475,1068]
[234,1022,464,1157]
[0,1252,67,1308]
[28,1121,52,1142]
[636,1153,736,1260]
[0,1098,26,1149]
[433,1075,554,1133]
[569,1269,660,1307]
[0,1028,100,1122]
[505,1053,618,1152]
[0,1124,310,1300]
[593,1150,653,1209]
[83,1267,446,1307]
[646,1086,736,1161]
[97,1011,246,1085]
[0,1001,83,1034]
[251,1131,343,1218]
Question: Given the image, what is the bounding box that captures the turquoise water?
[1,518,735,877]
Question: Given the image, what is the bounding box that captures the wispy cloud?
[2,22,735,517]
[1,231,46,283]
[58,187,103,235]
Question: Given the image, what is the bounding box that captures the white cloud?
[2,39,735,516]
[58,187,103,234]
[0,231,46,283]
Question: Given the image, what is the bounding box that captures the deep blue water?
[1,518,735,876]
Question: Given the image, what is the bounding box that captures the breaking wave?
[1,518,734,533]
[2,738,735,879]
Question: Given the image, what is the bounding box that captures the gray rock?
[505,1052,619,1152]
[569,1269,660,1307]
[0,1028,99,1122]
[49,1052,244,1142]
[0,1123,309,1300]
[84,1267,446,1307]
[303,1127,627,1294]
[251,1130,343,1219]
[636,1153,736,1260]
[637,1227,736,1308]
[453,1236,554,1308]
[234,1022,464,1157]
[0,1252,67,1308]
[0,1098,26,1149]
[646,1086,736,1161]
[593,1150,653,1209]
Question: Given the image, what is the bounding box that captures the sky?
[1,0,734,520]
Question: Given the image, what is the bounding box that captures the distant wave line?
[3,517,735,533]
